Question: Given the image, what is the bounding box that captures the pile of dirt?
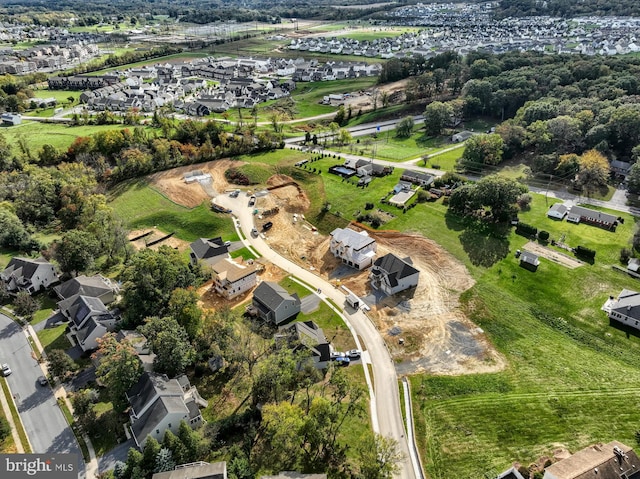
[149,159,245,208]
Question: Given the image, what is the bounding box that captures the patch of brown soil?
[148,159,246,208]
[128,228,190,252]
[263,207,505,376]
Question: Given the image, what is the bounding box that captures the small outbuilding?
[519,250,540,271]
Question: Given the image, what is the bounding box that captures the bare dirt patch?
[148,159,246,208]
[262,196,505,375]
[522,241,584,269]
[128,228,190,252]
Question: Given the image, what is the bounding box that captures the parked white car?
[1,363,11,376]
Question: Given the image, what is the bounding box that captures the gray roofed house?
[126,372,207,449]
[59,294,120,352]
[400,169,434,187]
[547,203,568,220]
[603,289,640,332]
[250,281,301,325]
[189,237,229,267]
[152,461,227,479]
[0,257,57,295]
[451,131,473,142]
[566,205,618,230]
[329,228,377,270]
[53,274,119,304]
[276,321,331,369]
[369,253,420,295]
[542,440,640,479]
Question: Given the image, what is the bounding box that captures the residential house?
[451,131,473,142]
[116,330,156,372]
[0,257,57,295]
[400,169,434,188]
[189,237,229,267]
[152,462,227,479]
[210,257,257,299]
[603,289,640,332]
[53,274,119,305]
[250,281,301,325]
[542,440,640,479]
[519,250,540,271]
[1,113,21,126]
[369,253,420,295]
[126,372,207,449]
[60,295,120,352]
[547,203,568,220]
[329,228,377,270]
[276,321,331,369]
[611,159,632,178]
[566,205,618,230]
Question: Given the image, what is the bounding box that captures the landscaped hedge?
[574,245,596,260]
[516,222,537,236]
[538,230,550,241]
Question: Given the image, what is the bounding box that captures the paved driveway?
[0,313,83,470]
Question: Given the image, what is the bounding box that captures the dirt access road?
[149,161,505,376]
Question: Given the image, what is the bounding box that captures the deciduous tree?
[94,333,143,413]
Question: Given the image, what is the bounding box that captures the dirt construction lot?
[149,162,505,376]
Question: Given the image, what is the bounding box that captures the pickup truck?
[248,196,256,207]
[263,221,273,231]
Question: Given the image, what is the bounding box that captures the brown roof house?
[210,257,257,299]
[543,440,640,479]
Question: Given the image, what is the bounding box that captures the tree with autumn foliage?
[94,333,143,413]
[574,149,610,197]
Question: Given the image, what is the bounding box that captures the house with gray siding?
[250,281,301,325]
[369,253,420,295]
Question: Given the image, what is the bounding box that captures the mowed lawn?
[108,179,238,242]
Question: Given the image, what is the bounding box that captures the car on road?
[263,221,273,231]
[248,196,256,206]
[335,356,350,366]
[38,375,48,386]
[251,228,259,237]
[1,363,11,376]
[347,349,361,359]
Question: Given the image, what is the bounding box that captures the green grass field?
[108,179,237,242]
[30,89,80,104]
[1,123,156,152]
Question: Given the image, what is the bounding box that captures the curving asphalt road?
[216,194,420,479]
[0,313,84,476]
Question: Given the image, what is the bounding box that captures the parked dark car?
[263,221,273,231]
